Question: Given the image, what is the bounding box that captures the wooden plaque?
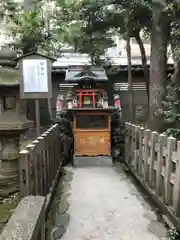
[19,55,52,99]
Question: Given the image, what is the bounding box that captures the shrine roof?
[13,51,56,62]
[65,65,108,82]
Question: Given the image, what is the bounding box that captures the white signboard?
[22,59,48,93]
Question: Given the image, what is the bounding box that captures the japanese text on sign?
[23,59,48,93]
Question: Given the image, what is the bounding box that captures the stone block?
[55,213,70,227]
[74,156,113,167]
[0,196,45,240]
[51,226,66,240]
[58,199,69,214]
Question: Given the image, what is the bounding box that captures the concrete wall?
[0,196,46,240]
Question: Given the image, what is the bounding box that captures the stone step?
[73,156,113,167]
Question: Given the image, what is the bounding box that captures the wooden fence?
[1,124,63,240]
[125,122,180,228]
[19,123,62,198]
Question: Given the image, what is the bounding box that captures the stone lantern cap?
[0,47,34,131]
[0,46,19,87]
[0,46,17,60]
[0,46,17,67]
[0,67,20,87]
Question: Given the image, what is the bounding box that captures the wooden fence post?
[37,136,46,196]
[144,129,151,182]
[127,123,132,164]
[156,134,166,196]
[138,127,144,177]
[52,129,56,176]
[149,131,158,187]
[173,141,180,216]
[45,130,53,188]
[56,126,60,166]
[131,125,136,165]
[32,140,40,195]
[49,129,55,185]
[164,136,176,205]
[54,128,59,168]
[41,132,49,194]
[125,123,130,164]
[132,125,138,169]
[135,126,140,172]
[56,124,61,166]
[44,130,51,190]
[26,144,36,195]
[19,149,31,198]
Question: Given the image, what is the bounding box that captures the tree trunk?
[135,33,149,101]
[90,53,94,65]
[23,0,37,53]
[171,38,180,84]
[170,37,180,130]
[149,7,170,131]
[126,32,135,123]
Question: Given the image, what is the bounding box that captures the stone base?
[0,183,19,197]
[0,173,19,197]
[73,156,113,167]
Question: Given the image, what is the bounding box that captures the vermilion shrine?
[56,65,121,160]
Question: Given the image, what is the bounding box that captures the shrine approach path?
[55,164,168,240]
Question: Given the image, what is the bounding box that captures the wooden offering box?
[71,108,112,157]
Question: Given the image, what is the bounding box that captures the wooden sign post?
[18,52,54,136]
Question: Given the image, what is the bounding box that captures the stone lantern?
[65,90,74,109]
[114,94,121,109]
[0,46,34,197]
[103,96,108,108]
[56,94,64,117]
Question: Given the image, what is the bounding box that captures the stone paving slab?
[55,165,168,240]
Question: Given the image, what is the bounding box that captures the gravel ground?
[58,164,168,240]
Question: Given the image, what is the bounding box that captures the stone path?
[51,165,168,240]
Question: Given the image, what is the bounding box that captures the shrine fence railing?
[19,123,62,198]
[125,122,180,230]
[0,123,63,240]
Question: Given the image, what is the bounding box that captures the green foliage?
[109,0,152,37]
[162,77,180,139]
[161,1,180,137]
[10,9,45,53]
[168,227,180,240]
[13,9,44,40]
[55,0,114,64]
[0,0,18,20]
[2,0,152,59]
